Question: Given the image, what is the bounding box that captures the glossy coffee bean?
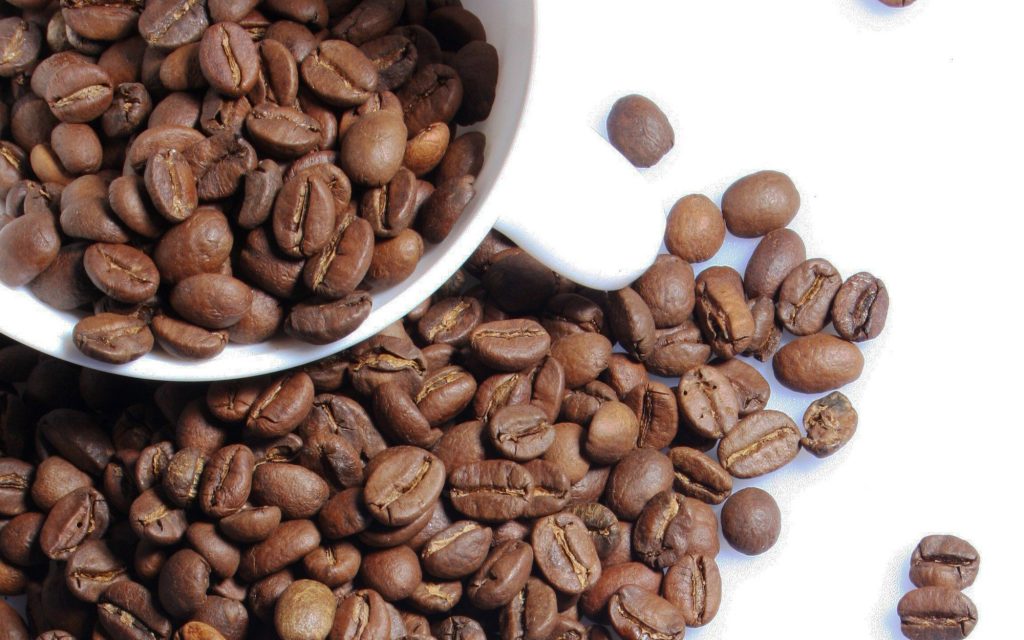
[801,391,858,458]
[633,491,719,569]
[773,334,864,393]
[531,513,601,595]
[578,561,661,621]
[718,410,800,478]
[910,535,980,590]
[694,266,754,359]
[721,170,800,238]
[662,554,721,627]
[467,539,533,610]
[777,258,843,336]
[608,586,685,640]
[99,580,173,640]
[897,587,977,640]
[721,487,781,555]
[449,460,532,523]
[488,404,554,462]
[677,364,740,439]
[606,95,674,168]
[275,579,337,640]
[198,444,255,518]
[743,227,806,300]
[603,448,673,521]
[363,446,444,526]
[832,272,889,342]
[665,195,725,264]
[83,243,160,304]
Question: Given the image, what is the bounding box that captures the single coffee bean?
[285,292,374,345]
[584,401,639,465]
[330,588,392,640]
[776,258,843,335]
[773,333,864,393]
[152,315,230,360]
[159,548,212,618]
[39,486,110,560]
[143,148,198,223]
[303,541,360,588]
[565,503,621,561]
[910,535,980,590]
[578,561,662,621]
[449,459,533,523]
[154,207,234,285]
[83,243,160,305]
[531,513,602,595]
[65,539,128,602]
[98,580,173,640]
[677,364,740,439]
[0,598,29,640]
[398,63,463,136]
[540,423,589,485]
[606,95,674,168]
[714,358,770,416]
[0,512,44,568]
[403,122,450,176]
[421,520,492,580]
[175,621,228,640]
[418,174,475,243]
[718,409,800,478]
[744,227,806,300]
[301,39,379,107]
[469,319,551,372]
[275,579,337,640]
[604,448,673,522]
[219,505,282,544]
[662,554,722,627]
[239,519,321,582]
[643,321,712,378]
[363,446,445,526]
[45,62,114,123]
[198,444,255,518]
[668,447,732,505]
[467,539,533,610]
[832,271,889,342]
[435,130,485,183]
[608,585,686,640]
[0,211,61,287]
[694,266,754,359]
[184,132,258,200]
[199,22,259,97]
[721,487,781,555]
[360,544,422,601]
[414,365,477,426]
[170,274,254,330]
[246,372,315,438]
[633,491,719,569]
[522,459,569,519]
[252,462,330,519]
[665,194,726,263]
[498,577,558,640]
[606,288,656,361]
[801,391,858,458]
[488,404,554,462]
[273,174,337,258]
[722,170,800,238]
[129,487,188,546]
[162,448,207,507]
[550,333,612,390]
[31,456,93,511]
[73,312,155,364]
[897,587,977,640]
[0,458,32,517]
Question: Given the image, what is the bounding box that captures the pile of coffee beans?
[898,535,979,639]
[0,138,890,638]
[0,0,498,364]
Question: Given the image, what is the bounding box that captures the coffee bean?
[449,459,532,522]
[722,170,800,238]
[159,548,212,618]
[0,458,31,518]
[418,174,475,243]
[360,544,422,601]
[665,195,725,263]
[773,333,864,393]
[65,538,128,602]
[198,444,254,518]
[467,539,533,610]
[130,487,188,546]
[564,503,620,561]
[469,319,551,372]
[584,401,639,465]
[73,313,155,364]
[498,577,558,640]
[667,446,733,505]
[363,446,444,526]
[801,391,858,458]
[272,174,337,258]
[275,579,337,640]
[643,322,712,378]
[340,109,408,187]
[910,535,980,590]
[578,561,661,621]
[721,487,781,555]
[285,292,374,345]
[677,364,740,439]
[219,505,281,544]
[239,519,321,582]
[420,520,491,580]
[694,266,754,359]
[531,513,601,595]
[898,587,977,640]
[175,622,228,640]
[0,599,29,640]
[154,207,234,285]
[145,148,198,222]
[662,554,721,627]
[832,272,889,342]
[607,287,656,361]
[83,243,160,305]
[718,409,800,478]
[98,580,173,640]
[606,95,674,168]
[39,486,110,560]
[604,448,673,521]
[435,130,485,183]
[152,315,230,360]
[45,62,114,123]
[245,372,315,438]
[776,258,843,335]
[0,211,61,287]
[398,63,462,136]
[200,22,259,98]
[301,39,379,107]
[608,585,685,640]
[139,0,209,49]
[633,491,719,569]
[488,404,554,462]
[744,227,806,300]
[102,83,153,138]
[331,589,391,639]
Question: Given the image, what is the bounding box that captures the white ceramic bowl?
[0,0,666,381]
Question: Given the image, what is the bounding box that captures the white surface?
[539,0,1018,638]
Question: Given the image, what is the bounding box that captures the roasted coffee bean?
[467,539,533,610]
[31,456,93,511]
[714,357,770,416]
[420,520,491,580]
[300,431,364,489]
[418,174,474,243]
[488,404,554,462]
[65,539,128,602]
[373,380,443,447]
[776,258,842,335]
[604,448,673,522]
[832,272,889,342]
[449,459,533,522]
[718,410,800,478]
[399,63,463,136]
[722,170,800,238]
[302,39,379,107]
[664,194,725,263]
[360,544,422,601]
[608,586,685,640]
[170,274,253,330]
[0,458,34,517]
[0,598,29,640]
[129,487,188,545]
[624,381,678,450]
[39,408,116,475]
[40,486,110,560]
[274,579,337,640]
[663,554,721,627]
[159,548,212,618]
[414,365,476,425]
[0,211,61,287]
[773,333,864,393]
[403,121,450,176]
[644,321,712,377]
[578,561,661,621]
[152,315,230,360]
[246,372,315,438]
[633,255,695,329]
[273,174,337,258]
[331,588,391,640]
[584,401,639,465]
[897,587,977,640]
[198,22,259,98]
[606,95,674,168]
[139,0,209,49]
[285,292,373,345]
[98,580,173,640]
[910,535,980,590]
[199,444,255,518]
[531,513,601,595]
[721,487,780,555]
[668,447,732,505]
[418,297,482,347]
[607,287,656,361]
[801,391,858,458]
[469,319,551,372]
[522,459,569,519]
[239,519,321,582]
[550,333,612,390]
[694,266,754,359]
[153,207,233,285]
[633,491,719,569]
[744,227,806,299]
[435,130,485,183]
[541,293,605,342]
[677,364,740,439]
[303,541,361,587]
[219,505,281,544]
[363,446,444,526]
[432,419,488,475]
[252,462,329,519]
[45,62,114,123]
[82,243,160,305]
[175,621,228,640]
[498,577,558,640]
[453,40,498,125]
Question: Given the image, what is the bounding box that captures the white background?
[536,0,1022,638]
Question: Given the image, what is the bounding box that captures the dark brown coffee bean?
[414,365,476,426]
[694,266,754,359]
[662,554,721,627]
[608,586,685,640]
[550,333,612,390]
[301,215,372,298]
[467,539,533,610]
[541,293,605,342]
[303,541,360,588]
[45,62,113,123]
[64,539,128,602]
[497,577,557,640]
[488,404,554,462]
[431,419,487,476]
[418,174,474,243]
[773,333,864,393]
[403,121,449,176]
[154,207,234,285]
[632,255,695,329]
[449,460,533,522]
[161,448,207,508]
[198,444,255,518]
[521,459,569,519]
[398,63,462,135]
[274,579,337,640]
[242,104,320,159]
[531,513,601,595]
[714,357,770,416]
[622,381,676,450]
[301,39,379,107]
[170,274,253,329]
[27,242,101,311]
[0,458,32,517]
[107,175,164,239]
[607,288,656,361]
[606,95,674,168]
[604,448,673,522]
[665,194,725,263]
[73,313,155,364]
[50,123,101,174]
[676,364,739,439]
[0,211,61,287]
[776,258,842,335]
[286,292,373,344]
[0,598,28,640]
[363,446,444,526]
[801,391,858,458]
[668,446,732,505]
[718,410,800,478]
[39,408,116,475]
[469,319,551,372]
[145,148,199,222]
[420,520,491,580]
[340,109,408,187]
[744,227,806,300]
[481,248,559,314]
[243,372,314,438]
[39,486,110,560]
[332,0,404,44]
[219,505,281,544]
[238,226,304,299]
[139,0,209,49]
[239,519,321,582]
[102,82,153,138]
[159,548,211,618]
[0,18,40,76]
[237,159,283,229]
[300,431,364,489]
[272,174,337,258]
[435,130,485,183]
[198,22,259,97]
[832,271,889,342]
[643,322,712,378]
[252,462,329,519]
[30,456,92,511]
[360,544,422,601]
[633,491,719,569]
[129,487,187,545]
[452,40,497,125]
[721,487,780,555]
[83,243,160,305]
[330,588,391,640]
[584,400,638,465]
[184,132,258,200]
[361,166,418,237]
[910,535,980,590]
[60,174,132,243]
[99,580,173,640]
[722,170,800,238]
[898,587,977,640]
[152,315,230,360]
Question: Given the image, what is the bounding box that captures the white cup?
[0,0,666,381]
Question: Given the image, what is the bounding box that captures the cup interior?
[0,0,536,381]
